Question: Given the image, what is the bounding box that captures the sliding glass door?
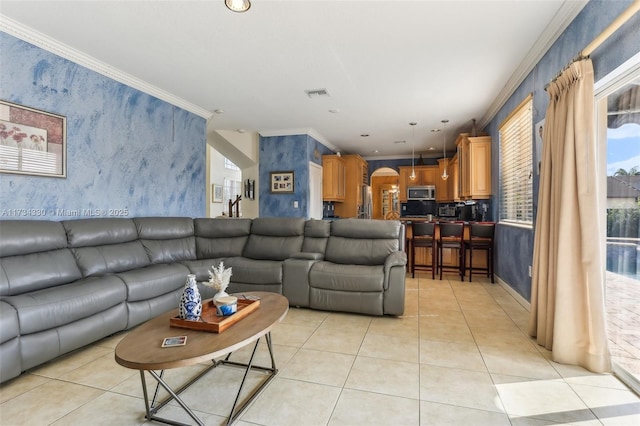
[597,62,640,393]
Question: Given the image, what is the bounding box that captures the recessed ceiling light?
[328,109,340,113]
[373,149,379,153]
[214,109,225,114]
[428,147,435,150]
[394,140,406,144]
[237,129,246,133]
[361,134,369,137]
[225,0,251,13]
[431,129,441,133]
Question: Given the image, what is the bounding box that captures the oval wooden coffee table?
[115,291,288,426]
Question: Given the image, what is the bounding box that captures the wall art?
[0,100,66,177]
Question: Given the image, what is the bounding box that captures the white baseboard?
[496,275,531,312]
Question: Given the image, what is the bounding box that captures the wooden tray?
[169,298,260,333]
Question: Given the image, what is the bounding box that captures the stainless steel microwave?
[407,185,435,200]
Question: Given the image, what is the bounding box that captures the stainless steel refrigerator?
[359,185,372,219]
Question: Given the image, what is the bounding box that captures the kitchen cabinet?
[436,158,451,202]
[398,165,437,202]
[450,154,459,201]
[322,155,346,202]
[334,155,368,218]
[456,134,491,199]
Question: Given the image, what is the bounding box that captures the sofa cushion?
[194,218,251,259]
[302,219,330,254]
[63,218,151,276]
[63,218,139,248]
[309,261,384,292]
[243,218,305,261]
[180,258,225,282]
[71,242,151,277]
[0,220,67,257]
[223,257,283,285]
[134,217,196,263]
[3,275,126,335]
[116,263,189,302]
[330,218,401,241]
[0,301,19,343]
[325,219,400,265]
[0,249,83,296]
[0,220,82,296]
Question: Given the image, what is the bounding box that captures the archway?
[370,167,400,220]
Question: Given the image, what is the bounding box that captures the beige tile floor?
[1,273,639,426]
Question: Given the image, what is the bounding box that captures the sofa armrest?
[384,251,407,276]
[291,252,324,261]
[283,257,322,307]
[383,251,407,315]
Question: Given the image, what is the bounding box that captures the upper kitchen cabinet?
[456,134,491,200]
[322,155,346,202]
[450,154,459,201]
[334,155,368,218]
[436,158,451,202]
[398,165,437,202]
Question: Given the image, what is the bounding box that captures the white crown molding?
[0,15,213,119]
[479,0,588,129]
[258,128,340,152]
[363,154,413,161]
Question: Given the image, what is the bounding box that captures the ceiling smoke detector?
[305,88,330,98]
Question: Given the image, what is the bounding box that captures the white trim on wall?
[479,1,588,129]
[496,276,531,312]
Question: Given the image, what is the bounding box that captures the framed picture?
[0,100,67,177]
[270,171,294,193]
[212,184,223,203]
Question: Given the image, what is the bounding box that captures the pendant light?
[441,119,449,181]
[409,122,417,181]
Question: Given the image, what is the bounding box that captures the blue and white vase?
[178,274,202,321]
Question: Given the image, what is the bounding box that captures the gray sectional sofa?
[0,217,406,383]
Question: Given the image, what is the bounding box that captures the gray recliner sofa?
[0,216,406,383]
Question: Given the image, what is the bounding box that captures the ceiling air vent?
[305,88,330,98]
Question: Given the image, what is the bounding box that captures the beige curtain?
[529,58,611,373]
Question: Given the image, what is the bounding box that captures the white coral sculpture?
[206,261,232,293]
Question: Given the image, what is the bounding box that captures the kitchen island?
[400,218,495,280]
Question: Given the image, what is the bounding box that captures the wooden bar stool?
[437,222,465,281]
[465,222,495,283]
[411,221,436,279]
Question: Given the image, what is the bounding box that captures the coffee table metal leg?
[136,364,217,426]
[220,331,278,425]
[135,332,277,426]
[145,369,205,426]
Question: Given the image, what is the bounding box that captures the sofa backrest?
[243,217,305,261]
[0,220,83,296]
[134,217,196,263]
[194,218,252,259]
[302,219,330,254]
[325,219,402,265]
[63,218,151,277]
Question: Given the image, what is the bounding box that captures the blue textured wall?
[259,134,333,217]
[485,0,640,300]
[0,33,206,220]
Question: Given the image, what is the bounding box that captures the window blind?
[499,95,533,225]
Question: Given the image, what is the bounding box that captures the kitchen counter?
[404,220,496,276]
[400,216,462,223]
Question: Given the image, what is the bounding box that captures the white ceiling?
[0,0,586,158]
